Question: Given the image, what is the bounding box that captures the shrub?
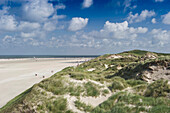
[145,80,170,97]
[45,97,69,112]
[84,82,100,97]
[127,79,147,87]
[109,77,129,91]
[70,72,89,80]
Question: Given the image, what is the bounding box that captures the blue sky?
[0,0,169,55]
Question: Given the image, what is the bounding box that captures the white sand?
[0,58,91,108]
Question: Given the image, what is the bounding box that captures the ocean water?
[0,55,99,59]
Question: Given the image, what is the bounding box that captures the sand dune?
[0,58,91,108]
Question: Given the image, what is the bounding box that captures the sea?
[0,55,99,59]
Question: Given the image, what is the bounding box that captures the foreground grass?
[92,92,170,113]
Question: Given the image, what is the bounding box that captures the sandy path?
[0,58,91,108]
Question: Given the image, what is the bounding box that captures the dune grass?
[75,100,93,112]
[92,91,170,113]
[37,97,72,113]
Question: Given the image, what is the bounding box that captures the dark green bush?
[145,80,170,97]
[127,79,147,87]
[109,77,129,91]
[84,82,100,97]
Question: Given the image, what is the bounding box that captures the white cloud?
[151,18,156,24]
[162,12,170,24]
[82,0,93,8]
[0,7,17,31]
[23,0,55,22]
[68,17,89,31]
[65,21,149,49]
[2,35,16,43]
[21,32,36,38]
[151,29,170,41]
[127,10,155,23]
[43,22,56,31]
[55,4,66,10]
[21,30,46,39]
[123,0,136,11]
[18,21,41,31]
[155,0,164,2]
[100,21,148,39]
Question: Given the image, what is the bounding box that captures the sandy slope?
[0,58,91,108]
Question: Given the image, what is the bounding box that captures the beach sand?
[0,58,91,108]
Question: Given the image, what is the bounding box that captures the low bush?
[127,79,147,87]
[84,82,100,97]
[145,80,170,97]
[109,77,129,91]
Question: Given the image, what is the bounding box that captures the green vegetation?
[75,100,93,112]
[145,80,170,97]
[92,92,170,113]
[84,82,100,97]
[70,72,90,80]
[37,97,71,113]
[126,79,147,87]
[120,49,150,56]
[109,77,129,91]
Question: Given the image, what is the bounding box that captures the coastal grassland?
[109,59,170,80]
[37,97,72,113]
[109,76,129,91]
[145,80,170,97]
[92,92,170,113]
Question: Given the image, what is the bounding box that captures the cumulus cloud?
[2,35,16,43]
[151,29,170,41]
[66,21,149,49]
[21,32,36,38]
[151,18,156,24]
[99,21,148,39]
[0,7,17,31]
[82,0,93,8]
[68,17,89,31]
[155,0,164,2]
[127,10,155,23]
[23,0,55,22]
[18,21,41,31]
[43,22,56,31]
[162,12,170,24]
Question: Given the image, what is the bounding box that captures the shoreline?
[0,57,93,62]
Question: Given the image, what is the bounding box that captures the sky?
[0,0,169,55]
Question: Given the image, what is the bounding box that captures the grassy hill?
[0,50,170,113]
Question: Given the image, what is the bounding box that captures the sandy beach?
[0,57,92,108]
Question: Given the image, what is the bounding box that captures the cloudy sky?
[0,0,169,55]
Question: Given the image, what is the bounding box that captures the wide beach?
[0,57,92,108]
